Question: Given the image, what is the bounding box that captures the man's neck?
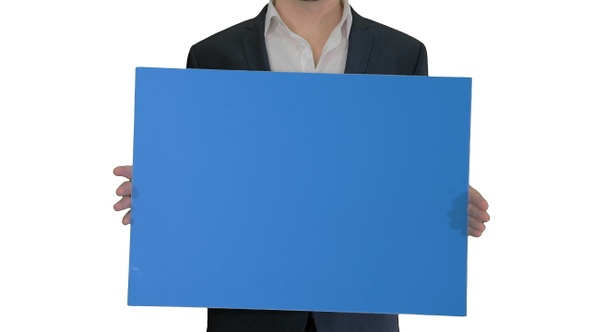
[273,0,344,65]
[274,0,343,42]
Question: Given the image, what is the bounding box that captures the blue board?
[129,67,471,316]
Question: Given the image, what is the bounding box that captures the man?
[114,0,491,331]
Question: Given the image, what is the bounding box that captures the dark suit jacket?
[184,6,427,332]
[187,6,427,76]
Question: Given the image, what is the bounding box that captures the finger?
[122,210,131,225]
[114,195,131,211]
[468,216,486,232]
[113,165,133,180]
[116,181,132,197]
[468,202,491,222]
[468,225,484,237]
[468,185,489,211]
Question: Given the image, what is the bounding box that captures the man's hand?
[113,165,133,225]
[468,185,490,237]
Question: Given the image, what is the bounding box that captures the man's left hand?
[468,186,490,237]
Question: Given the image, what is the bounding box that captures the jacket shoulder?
[361,16,424,47]
[186,8,267,70]
[351,11,428,75]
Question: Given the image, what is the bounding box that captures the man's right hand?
[113,165,133,225]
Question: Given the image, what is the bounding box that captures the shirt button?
[297,43,306,52]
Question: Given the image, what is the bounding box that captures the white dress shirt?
[265,0,353,74]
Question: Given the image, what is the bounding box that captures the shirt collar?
[265,0,353,38]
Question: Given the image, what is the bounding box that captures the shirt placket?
[293,36,314,72]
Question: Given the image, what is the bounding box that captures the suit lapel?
[242,6,271,71]
[345,9,373,74]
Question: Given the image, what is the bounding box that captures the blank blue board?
[128,67,471,316]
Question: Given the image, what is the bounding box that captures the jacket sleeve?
[186,45,200,69]
[413,43,428,76]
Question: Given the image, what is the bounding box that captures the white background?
[1,0,588,331]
